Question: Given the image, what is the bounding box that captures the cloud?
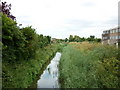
[105,18,118,25]
[4,0,119,39]
[82,2,95,7]
[64,19,95,30]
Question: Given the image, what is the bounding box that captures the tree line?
[66,35,101,42]
[51,35,101,43]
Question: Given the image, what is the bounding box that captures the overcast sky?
[3,0,119,39]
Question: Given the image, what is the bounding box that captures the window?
[112,36,115,39]
[110,36,112,39]
[103,37,108,40]
[103,31,106,34]
[116,29,118,32]
[105,31,107,34]
[112,36,114,39]
[119,28,120,32]
[113,30,115,33]
[111,30,113,33]
[115,36,118,39]
[110,30,112,33]
[114,36,116,39]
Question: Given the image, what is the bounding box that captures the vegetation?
[59,42,120,88]
[1,2,63,88]
[0,1,16,20]
[50,35,101,43]
[68,35,101,42]
[3,43,62,88]
[1,1,119,88]
[2,13,52,62]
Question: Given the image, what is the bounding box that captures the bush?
[2,13,26,62]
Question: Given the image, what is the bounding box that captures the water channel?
[37,52,62,88]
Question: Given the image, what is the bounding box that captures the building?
[102,27,120,48]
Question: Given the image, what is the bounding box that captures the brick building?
[102,27,120,48]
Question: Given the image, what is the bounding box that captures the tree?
[87,35,95,42]
[21,26,39,59]
[65,38,68,42]
[46,36,51,44]
[90,35,95,39]
[74,35,80,42]
[0,2,16,20]
[2,14,26,62]
[38,34,44,48]
[80,37,85,42]
[69,35,74,42]
[95,38,101,42]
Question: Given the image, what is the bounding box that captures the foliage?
[2,13,52,62]
[2,44,61,88]
[65,38,68,42]
[21,26,39,60]
[1,1,64,88]
[96,57,120,88]
[69,35,74,42]
[68,35,101,43]
[74,35,80,42]
[2,12,59,88]
[0,2,16,20]
[2,13,26,62]
[59,42,120,88]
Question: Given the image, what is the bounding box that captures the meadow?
[59,42,120,88]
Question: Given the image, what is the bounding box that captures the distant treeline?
[66,35,101,42]
[53,35,101,43]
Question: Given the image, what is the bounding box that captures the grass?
[59,42,120,88]
[2,43,65,88]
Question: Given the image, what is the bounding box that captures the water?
[37,52,62,88]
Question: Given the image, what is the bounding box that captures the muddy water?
[37,52,62,88]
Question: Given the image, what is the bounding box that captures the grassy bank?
[2,43,64,88]
[59,42,120,88]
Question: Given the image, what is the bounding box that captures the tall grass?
[59,42,120,88]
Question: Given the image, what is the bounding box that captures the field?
[59,42,120,88]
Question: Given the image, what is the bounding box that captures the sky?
[3,0,120,39]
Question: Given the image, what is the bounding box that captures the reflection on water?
[37,52,61,88]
